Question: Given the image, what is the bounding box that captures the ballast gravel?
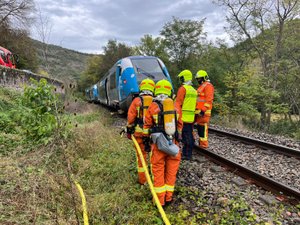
[112,114,300,224]
[173,125,300,224]
[210,124,300,150]
[209,133,300,191]
[175,151,300,224]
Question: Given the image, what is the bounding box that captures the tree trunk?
[260,108,266,129]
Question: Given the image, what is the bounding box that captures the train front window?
[9,54,15,65]
[131,58,166,82]
[0,50,7,62]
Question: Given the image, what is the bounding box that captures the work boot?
[181,155,188,160]
[164,200,173,207]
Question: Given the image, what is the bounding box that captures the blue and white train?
[85,55,173,111]
[85,84,98,102]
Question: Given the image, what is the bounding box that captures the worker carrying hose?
[126,78,155,185]
[194,70,214,148]
[143,79,183,207]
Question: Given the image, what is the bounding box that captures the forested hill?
[31,39,95,82]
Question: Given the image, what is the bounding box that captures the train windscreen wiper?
[136,67,155,79]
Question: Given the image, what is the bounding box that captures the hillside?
[31,39,95,82]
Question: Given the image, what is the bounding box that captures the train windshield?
[131,58,166,82]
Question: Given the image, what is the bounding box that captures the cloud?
[31,0,229,53]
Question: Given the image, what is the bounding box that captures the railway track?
[109,107,300,223]
[112,111,300,203]
[209,127,300,158]
[195,145,300,204]
[192,127,300,204]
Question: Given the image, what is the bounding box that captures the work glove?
[126,133,132,140]
[126,126,135,134]
[179,141,184,149]
[125,126,134,140]
[176,132,183,149]
[143,137,151,152]
[200,110,205,117]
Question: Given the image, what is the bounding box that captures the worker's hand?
[126,126,135,134]
[200,110,205,117]
[179,141,184,149]
[143,137,151,152]
[177,132,182,142]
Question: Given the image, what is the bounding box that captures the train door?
[116,65,122,100]
[98,79,107,104]
[106,65,119,107]
[105,78,109,105]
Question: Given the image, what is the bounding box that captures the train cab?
[97,56,173,111]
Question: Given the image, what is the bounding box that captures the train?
[85,55,173,112]
[0,46,17,68]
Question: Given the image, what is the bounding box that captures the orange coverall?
[127,95,152,184]
[143,100,183,206]
[195,81,214,148]
[174,86,185,113]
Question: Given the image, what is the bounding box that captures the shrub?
[20,78,60,143]
[269,119,300,139]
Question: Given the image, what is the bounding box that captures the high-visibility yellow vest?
[182,85,197,123]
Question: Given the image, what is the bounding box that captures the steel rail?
[209,127,300,158]
[195,145,300,204]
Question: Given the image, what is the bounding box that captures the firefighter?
[126,78,155,185]
[195,70,214,148]
[143,79,183,207]
[175,70,198,160]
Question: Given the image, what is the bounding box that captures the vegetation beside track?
[1,84,299,224]
[0,84,172,224]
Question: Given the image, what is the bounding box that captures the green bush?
[269,119,300,139]
[0,79,65,150]
[20,78,59,143]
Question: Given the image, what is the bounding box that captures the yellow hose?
[74,180,89,225]
[132,136,171,225]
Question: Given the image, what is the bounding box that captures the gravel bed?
[210,124,300,150]
[109,111,300,223]
[208,133,300,192]
[175,152,300,224]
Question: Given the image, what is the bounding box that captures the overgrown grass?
[0,87,168,224]
[3,86,296,224]
[0,88,25,153]
[67,107,167,224]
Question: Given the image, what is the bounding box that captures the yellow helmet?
[178,69,193,82]
[154,80,172,96]
[195,70,208,79]
[139,78,155,93]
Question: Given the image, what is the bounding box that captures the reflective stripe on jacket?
[196,81,214,116]
[175,85,197,123]
[127,95,152,136]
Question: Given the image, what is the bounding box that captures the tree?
[160,17,206,71]
[0,0,34,27]
[277,19,300,124]
[135,34,169,63]
[78,55,103,91]
[79,40,133,91]
[215,0,300,127]
[33,5,53,73]
[0,23,38,71]
[0,0,36,70]
[99,39,133,79]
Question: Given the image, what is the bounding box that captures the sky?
[30,0,229,54]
